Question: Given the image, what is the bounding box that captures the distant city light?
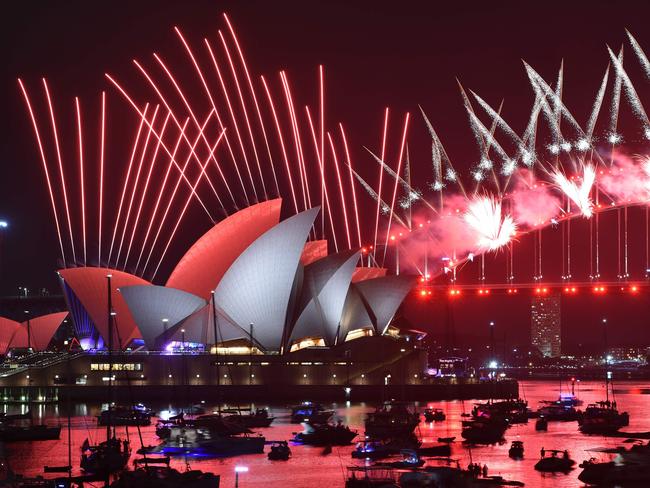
[0,221,8,228]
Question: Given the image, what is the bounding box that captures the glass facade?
[530,294,561,357]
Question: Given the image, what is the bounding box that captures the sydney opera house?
[0,200,426,400]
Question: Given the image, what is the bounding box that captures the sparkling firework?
[463,195,516,251]
[552,165,596,218]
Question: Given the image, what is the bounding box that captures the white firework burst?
[445,168,457,181]
[479,158,493,170]
[576,138,590,151]
[501,159,517,176]
[464,195,517,251]
[430,180,444,191]
[552,165,596,218]
[521,149,535,167]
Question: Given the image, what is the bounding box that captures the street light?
[24,310,31,351]
[234,466,248,488]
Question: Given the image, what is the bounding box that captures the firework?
[552,165,596,218]
[464,195,516,251]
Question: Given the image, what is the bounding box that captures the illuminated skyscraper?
[530,294,561,357]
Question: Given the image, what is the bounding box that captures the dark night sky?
[1,0,650,349]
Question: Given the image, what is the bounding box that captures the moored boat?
[423,408,445,422]
[267,441,291,460]
[534,449,575,472]
[579,401,629,434]
[294,422,357,446]
[97,405,152,427]
[364,402,420,439]
[290,402,334,424]
[508,440,524,459]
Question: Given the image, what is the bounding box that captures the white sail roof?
[353,275,416,334]
[119,285,206,350]
[290,250,360,345]
[212,208,319,351]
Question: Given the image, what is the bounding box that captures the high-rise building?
[530,294,561,357]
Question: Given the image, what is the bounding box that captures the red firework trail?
[107,103,150,266]
[173,27,245,206]
[105,73,216,220]
[115,105,161,268]
[152,129,226,280]
[123,111,172,269]
[373,107,390,260]
[205,38,259,202]
[222,13,280,197]
[218,29,267,200]
[339,123,362,248]
[75,97,87,265]
[280,71,312,214]
[135,57,226,212]
[135,118,189,274]
[305,106,338,252]
[383,112,410,264]
[319,65,326,238]
[260,75,299,214]
[327,132,352,249]
[141,111,215,276]
[18,79,66,264]
[98,91,106,266]
[43,79,76,263]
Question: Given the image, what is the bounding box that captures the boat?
[294,422,357,446]
[80,437,131,474]
[81,275,131,476]
[472,398,528,424]
[534,449,575,472]
[375,449,424,469]
[345,466,398,488]
[0,411,32,423]
[416,443,452,457]
[222,408,274,428]
[423,408,445,422]
[578,320,630,435]
[535,416,548,431]
[133,403,156,416]
[405,458,524,486]
[267,441,291,460]
[461,419,507,444]
[352,436,449,460]
[289,402,334,424]
[98,405,152,426]
[184,405,206,416]
[110,465,220,488]
[508,440,524,459]
[364,402,420,439]
[191,414,252,435]
[437,436,455,443]
[579,401,629,434]
[578,457,650,485]
[536,403,580,421]
[0,424,61,442]
[618,440,650,463]
[141,425,265,457]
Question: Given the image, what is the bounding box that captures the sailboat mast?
[106,274,113,441]
[211,292,219,390]
[602,317,609,404]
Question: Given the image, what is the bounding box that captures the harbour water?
[4,380,650,487]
